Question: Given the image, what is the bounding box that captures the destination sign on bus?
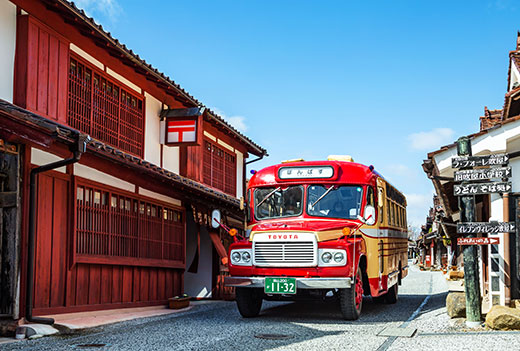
[278,166,334,180]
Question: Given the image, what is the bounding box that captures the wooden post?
[457,136,482,327]
[503,192,511,306]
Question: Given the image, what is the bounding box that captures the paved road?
[3,263,520,351]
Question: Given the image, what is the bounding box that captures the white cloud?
[75,0,121,22]
[408,128,455,151]
[405,191,435,227]
[227,116,248,133]
[211,107,248,133]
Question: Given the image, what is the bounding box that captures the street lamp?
[456,136,472,157]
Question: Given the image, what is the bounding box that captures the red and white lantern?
[164,116,199,146]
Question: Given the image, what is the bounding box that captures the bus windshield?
[254,186,303,220]
[307,185,364,219]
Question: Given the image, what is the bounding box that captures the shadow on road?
[259,291,448,325]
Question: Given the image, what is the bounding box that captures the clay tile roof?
[48,0,266,156]
[479,106,503,131]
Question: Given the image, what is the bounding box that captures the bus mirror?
[211,209,221,229]
[363,205,376,226]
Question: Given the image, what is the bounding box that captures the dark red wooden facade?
[3,0,262,318]
[32,171,184,315]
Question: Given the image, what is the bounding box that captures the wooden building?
[422,35,520,309]
[0,0,266,321]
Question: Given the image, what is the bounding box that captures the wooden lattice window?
[203,140,237,196]
[68,57,144,156]
[75,181,184,267]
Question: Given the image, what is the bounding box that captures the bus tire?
[235,287,263,318]
[384,283,398,304]
[339,266,363,320]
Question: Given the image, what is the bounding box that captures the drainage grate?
[255,334,293,340]
[75,344,107,349]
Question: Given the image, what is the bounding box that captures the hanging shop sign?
[457,237,500,246]
[164,116,198,146]
[451,153,509,169]
[454,182,512,196]
[457,222,516,234]
[454,167,512,182]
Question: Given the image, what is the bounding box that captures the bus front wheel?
[235,287,263,318]
[339,266,363,320]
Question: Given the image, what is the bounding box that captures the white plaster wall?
[163,145,180,174]
[510,60,520,91]
[74,163,135,192]
[138,188,181,207]
[434,118,520,175]
[144,92,162,166]
[235,150,244,199]
[0,0,16,103]
[31,148,66,173]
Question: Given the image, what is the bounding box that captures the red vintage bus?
[225,156,408,320]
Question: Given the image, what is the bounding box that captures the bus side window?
[378,187,384,223]
[366,186,376,222]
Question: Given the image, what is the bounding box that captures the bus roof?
[249,160,381,188]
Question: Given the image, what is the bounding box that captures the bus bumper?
[224,276,352,289]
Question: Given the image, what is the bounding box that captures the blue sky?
[76,0,519,227]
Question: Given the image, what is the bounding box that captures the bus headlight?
[230,249,252,266]
[318,249,347,266]
[232,251,241,263]
[322,252,332,263]
[334,252,344,263]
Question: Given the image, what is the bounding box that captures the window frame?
[202,138,237,196]
[68,54,146,157]
[254,185,304,221]
[72,176,185,269]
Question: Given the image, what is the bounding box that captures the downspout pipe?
[26,134,90,325]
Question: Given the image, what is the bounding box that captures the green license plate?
[264,277,296,294]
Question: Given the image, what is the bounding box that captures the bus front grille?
[253,241,316,267]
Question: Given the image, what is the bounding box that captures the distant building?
[422,34,520,309]
[0,0,266,321]
[415,196,449,270]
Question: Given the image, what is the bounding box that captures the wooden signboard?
[452,153,509,169]
[454,167,512,182]
[457,222,516,234]
[454,182,512,196]
[457,237,500,245]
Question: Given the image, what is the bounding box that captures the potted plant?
[168,294,190,309]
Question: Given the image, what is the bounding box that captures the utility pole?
[456,136,482,327]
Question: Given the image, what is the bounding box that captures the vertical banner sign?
[164,116,199,146]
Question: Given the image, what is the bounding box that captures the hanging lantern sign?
[164,116,198,146]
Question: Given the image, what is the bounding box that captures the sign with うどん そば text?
[278,166,334,179]
[454,182,512,196]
